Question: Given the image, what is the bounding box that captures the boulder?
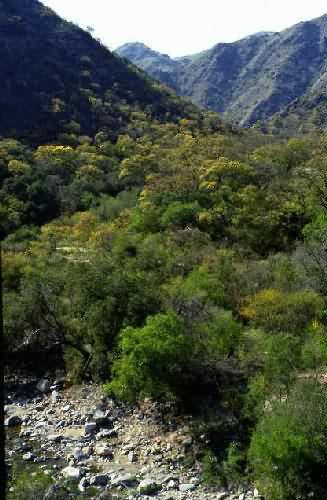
[167,479,179,489]
[22,452,36,461]
[84,422,97,435]
[138,478,161,495]
[36,379,50,393]
[5,415,22,427]
[216,493,229,500]
[78,477,89,492]
[61,466,84,480]
[90,474,109,486]
[95,444,113,458]
[111,474,137,487]
[93,409,112,429]
[96,429,117,439]
[128,450,137,463]
[47,434,63,443]
[179,483,196,492]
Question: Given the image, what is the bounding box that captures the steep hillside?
[268,69,327,134]
[117,42,181,91]
[0,0,203,143]
[116,15,327,127]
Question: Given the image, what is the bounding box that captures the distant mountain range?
[116,15,327,131]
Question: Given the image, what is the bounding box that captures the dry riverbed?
[5,377,262,500]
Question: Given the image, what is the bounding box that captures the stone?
[44,484,62,499]
[36,379,50,393]
[216,493,229,500]
[84,422,97,435]
[253,489,260,498]
[179,483,196,492]
[61,466,84,480]
[51,390,60,403]
[90,474,109,486]
[93,409,112,429]
[167,479,179,489]
[128,450,137,463]
[182,436,193,447]
[47,434,63,443]
[78,477,89,492]
[96,429,118,439]
[5,415,22,427]
[62,404,71,412]
[22,452,36,461]
[95,444,113,458]
[111,474,137,487]
[73,447,84,460]
[138,478,160,495]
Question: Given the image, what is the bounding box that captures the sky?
[42,0,327,57]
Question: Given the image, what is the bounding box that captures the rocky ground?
[5,376,262,500]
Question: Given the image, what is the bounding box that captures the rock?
[47,434,63,443]
[22,452,36,461]
[51,390,60,403]
[128,450,137,463]
[179,483,196,492]
[73,447,84,460]
[167,479,179,489]
[96,429,117,439]
[36,379,50,393]
[62,404,71,412]
[95,444,113,458]
[78,477,89,492]
[90,474,109,486]
[138,478,160,495]
[5,415,22,427]
[216,493,229,500]
[61,466,84,480]
[182,436,193,447]
[93,409,112,429]
[84,422,97,435]
[253,489,260,498]
[111,474,137,487]
[44,484,62,499]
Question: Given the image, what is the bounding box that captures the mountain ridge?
[116,14,327,129]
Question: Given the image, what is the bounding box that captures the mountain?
[0,0,204,144]
[268,69,327,134]
[116,42,181,92]
[116,15,327,127]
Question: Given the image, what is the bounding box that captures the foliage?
[105,312,191,402]
[249,380,327,500]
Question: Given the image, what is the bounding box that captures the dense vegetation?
[4,120,327,497]
[117,16,327,130]
[0,0,207,144]
[3,1,327,499]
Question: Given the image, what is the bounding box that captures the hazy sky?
[42,0,327,57]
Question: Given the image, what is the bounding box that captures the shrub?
[248,380,327,500]
[160,201,200,228]
[105,312,191,402]
[241,288,323,335]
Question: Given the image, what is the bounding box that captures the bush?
[105,312,191,402]
[241,288,323,335]
[160,201,200,228]
[249,380,327,500]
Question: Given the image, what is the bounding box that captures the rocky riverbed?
[5,377,263,500]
